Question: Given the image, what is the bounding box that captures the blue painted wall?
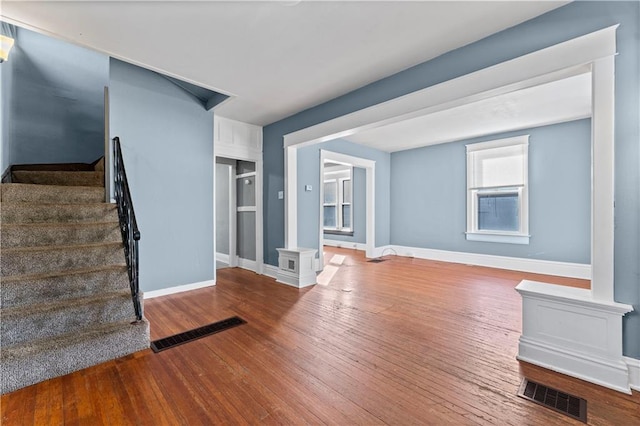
[109,58,214,293]
[324,166,366,245]
[263,2,639,357]
[2,26,108,166]
[295,139,390,259]
[391,120,591,264]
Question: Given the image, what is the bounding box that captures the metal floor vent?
[151,316,246,353]
[368,258,386,263]
[518,378,587,423]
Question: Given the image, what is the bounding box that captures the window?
[323,166,353,234]
[466,135,529,244]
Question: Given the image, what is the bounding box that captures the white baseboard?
[237,257,257,272]
[518,336,632,394]
[625,356,640,392]
[263,264,279,279]
[323,239,366,251]
[391,244,590,279]
[143,279,216,299]
[216,252,229,263]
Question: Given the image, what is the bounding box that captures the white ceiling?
[345,72,592,152]
[1,1,568,126]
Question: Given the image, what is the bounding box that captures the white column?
[590,56,616,302]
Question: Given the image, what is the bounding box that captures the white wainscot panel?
[516,280,633,394]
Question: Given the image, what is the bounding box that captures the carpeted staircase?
[0,163,149,394]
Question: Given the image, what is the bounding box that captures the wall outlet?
[305,185,312,191]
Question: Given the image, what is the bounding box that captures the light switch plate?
[305,185,312,191]
[278,191,284,199]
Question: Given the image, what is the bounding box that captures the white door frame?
[318,150,376,267]
[214,153,263,274]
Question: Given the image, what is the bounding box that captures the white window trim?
[340,177,352,232]
[323,179,338,230]
[466,135,529,244]
[322,169,353,232]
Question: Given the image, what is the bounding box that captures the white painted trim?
[518,336,632,394]
[143,279,216,299]
[465,232,530,245]
[318,150,376,266]
[625,357,640,392]
[590,55,615,302]
[516,280,633,394]
[283,26,618,149]
[103,86,112,203]
[285,145,297,248]
[391,244,591,279]
[323,239,366,251]
[263,264,279,280]
[237,257,257,272]
[214,114,263,275]
[237,206,256,212]
[216,252,229,264]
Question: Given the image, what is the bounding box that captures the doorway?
[215,156,258,272]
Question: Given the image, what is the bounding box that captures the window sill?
[323,229,354,237]
[465,232,530,245]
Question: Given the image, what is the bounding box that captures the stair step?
[11,170,104,187]
[1,319,149,394]
[1,183,105,204]
[1,242,124,277]
[1,291,134,346]
[1,221,121,248]
[1,265,130,309]
[1,202,117,224]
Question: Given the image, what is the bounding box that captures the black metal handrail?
[113,137,142,321]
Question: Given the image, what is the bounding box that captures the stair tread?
[1,289,131,318]
[11,172,104,188]
[1,201,114,207]
[1,240,123,254]
[1,182,103,189]
[1,221,119,229]
[0,265,128,284]
[1,319,148,355]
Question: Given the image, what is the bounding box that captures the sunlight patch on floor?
[317,264,340,286]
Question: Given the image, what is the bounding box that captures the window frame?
[465,135,530,245]
[322,167,353,235]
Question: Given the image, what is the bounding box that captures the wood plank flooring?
[2,247,639,425]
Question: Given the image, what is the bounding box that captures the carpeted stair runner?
[1,165,149,394]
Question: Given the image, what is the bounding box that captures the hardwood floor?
[2,247,638,425]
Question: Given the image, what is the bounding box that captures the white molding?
[283,26,618,149]
[323,239,366,251]
[590,55,615,301]
[143,279,216,299]
[624,357,640,392]
[391,244,591,279]
[263,264,279,280]
[318,150,376,266]
[214,115,262,160]
[518,336,631,394]
[516,280,633,394]
[237,257,257,272]
[285,145,297,248]
[213,114,263,275]
[465,232,530,245]
[216,252,229,264]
